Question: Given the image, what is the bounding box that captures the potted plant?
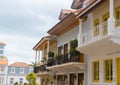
[48,51,54,58]
[69,39,79,62]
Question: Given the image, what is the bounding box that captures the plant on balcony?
[69,39,78,54]
[42,57,47,64]
[48,51,54,58]
[69,39,80,61]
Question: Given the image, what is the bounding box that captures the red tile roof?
[0,42,6,45]
[59,9,83,20]
[0,60,8,65]
[9,62,31,68]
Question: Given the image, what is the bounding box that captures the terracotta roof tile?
[9,62,30,68]
[0,42,6,45]
[59,9,83,20]
[0,60,8,65]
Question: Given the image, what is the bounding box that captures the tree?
[26,72,38,85]
[31,62,37,67]
[14,82,18,85]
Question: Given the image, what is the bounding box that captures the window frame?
[94,19,99,36]
[20,68,24,74]
[115,6,120,27]
[10,78,14,84]
[102,12,109,36]
[92,61,99,82]
[104,59,113,82]
[10,67,15,73]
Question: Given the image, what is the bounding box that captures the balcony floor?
[77,34,120,57]
[47,62,85,73]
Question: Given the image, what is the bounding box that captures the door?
[70,74,75,85]
[117,58,120,85]
[78,73,84,85]
[57,75,65,85]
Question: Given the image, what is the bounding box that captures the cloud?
[0,0,73,64]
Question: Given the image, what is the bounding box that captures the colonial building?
[0,42,6,56]
[7,62,33,85]
[77,0,120,85]
[0,56,8,85]
[33,0,120,85]
[0,42,8,85]
[33,1,86,85]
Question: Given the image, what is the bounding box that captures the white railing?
[80,21,108,45]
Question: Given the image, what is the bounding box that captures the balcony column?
[78,19,82,47]
[47,40,50,60]
[38,50,40,63]
[108,0,114,34]
[42,45,45,60]
[35,51,37,64]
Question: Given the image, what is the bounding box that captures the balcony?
[77,19,120,56]
[33,65,49,74]
[80,21,108,46]
[46,53,85,73]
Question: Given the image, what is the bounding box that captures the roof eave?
[76,0,102,18]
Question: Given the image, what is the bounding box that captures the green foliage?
[70,39,78,53]
[31,62,37,67]
[69,39,80,56]
[24,82,27,85]
[48,51,54,58]
[26,72,38,85]
[14,82,18,85]
[42,57,46,61]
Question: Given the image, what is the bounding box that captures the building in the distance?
[7,62,33,85]
[0,42,8,85]
[0,42,6,56]
[0,56,8,85]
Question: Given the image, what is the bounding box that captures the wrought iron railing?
[47,53,83,67]
[33,64,48,73]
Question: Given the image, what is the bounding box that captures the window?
[20,68,24,74]
[0,78,4,84]
[0,50,3,54]
[58,46,62,55]
[0,66,5,72]
[19,78,23,84]
[10,68,15,73]
[10,78,14,84]
[102,13,109,36]
[92,61,99,82]
[94,19,99,36]
[0,45,4,49]
[115,6,120,27]
[104,59,113,82]
[64,43,68,54]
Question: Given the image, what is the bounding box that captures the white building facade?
[77,0,120,85]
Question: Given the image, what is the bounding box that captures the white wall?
[7,75,27,85]
[88,53,120,85]
[57,25,79,49]
[0,65,8,85]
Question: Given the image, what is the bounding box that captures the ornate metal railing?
[47,53,83,67]
[33,64,48,73]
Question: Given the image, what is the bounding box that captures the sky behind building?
[0,0,73,64]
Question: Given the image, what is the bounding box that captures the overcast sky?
[0,0,73,64]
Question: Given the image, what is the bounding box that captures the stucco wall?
[57,25,79,52]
